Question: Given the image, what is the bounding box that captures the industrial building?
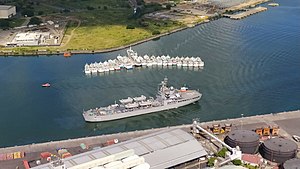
[0,5,16,19]
[8,32,51,46]
[224,130,260,154]
[31,129,208,169]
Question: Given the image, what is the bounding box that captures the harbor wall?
[0,110,299,154]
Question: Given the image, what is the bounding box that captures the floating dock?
[224,6,268,20]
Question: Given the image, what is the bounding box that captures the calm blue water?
[0,0,299,147]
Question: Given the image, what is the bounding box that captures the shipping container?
[61,152,72,159]
[23,160,30,169]
[58,149,68,156]
[6,153,14,160]
[0,154,7,161]
[40,152,52,159]
[13,152,22,159]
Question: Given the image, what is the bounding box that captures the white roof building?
[0,5,16,19]
[9,32,51,46]
[31,129,207,169]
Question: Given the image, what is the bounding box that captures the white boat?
[157,60,163,66]
[91,69,98,73]
[85,69,91,74]
[142,62,147,67]
[199,61,204,67]
[152,60,158,66]
[125,102,139,109]
[114,66,121,70]
[163,61,168,66]
[193,62,199,67]
[104,68,110,72]
[98,68,104,73]
[125,64,133,70]
[182,61,188,67]
[109,67,115,71]
[133,95,147,102]
[139,100,152,106]
[177,61,182,67]
[143,55,149,60]
[120,97,133,104]
[188,62,194,67]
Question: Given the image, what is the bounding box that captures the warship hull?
[83,93,201,122]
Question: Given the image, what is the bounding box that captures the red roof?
[242,154,262,165]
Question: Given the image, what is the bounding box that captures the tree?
[28,17,42,25]
[21,9,34,17]
[0,19,10,29]
[86,6,94,10]
[166,4,172,10]
[217,147,228,158]
[38,11,44,15]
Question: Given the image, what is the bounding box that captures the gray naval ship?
[83,78,202,122]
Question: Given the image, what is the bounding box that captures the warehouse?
[0,5,16,19]
[31,129,207,169]
[8,32,51,46]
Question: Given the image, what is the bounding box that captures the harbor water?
[0,0,299,147]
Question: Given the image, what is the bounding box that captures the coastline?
[0,0,271,57]
[0,109,299,152]
[0,25,191,56]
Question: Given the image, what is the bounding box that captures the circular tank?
[283,158,300,169]
[260,138,297,163]
[224,130,260,154]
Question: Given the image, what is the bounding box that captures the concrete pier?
[224,6,268,20]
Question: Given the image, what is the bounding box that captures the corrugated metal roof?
[32,128,207,169]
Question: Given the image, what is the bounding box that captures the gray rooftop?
[0,5,14,10]
[263,138,298,153]
[227,130,259,143]
[283,158,300,169]
[32,128,207,169]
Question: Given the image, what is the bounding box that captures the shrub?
[126,25,135,29]
[87,6,94,10]
[28,17,42,25]
[152,30,160,35]
[208,157,217,167]
[217,147,228,158]
[232,159,242,165]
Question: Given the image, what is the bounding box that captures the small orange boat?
[63,52,72,57]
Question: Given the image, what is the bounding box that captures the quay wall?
[1,110,299,154]
[224,7,268,20]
